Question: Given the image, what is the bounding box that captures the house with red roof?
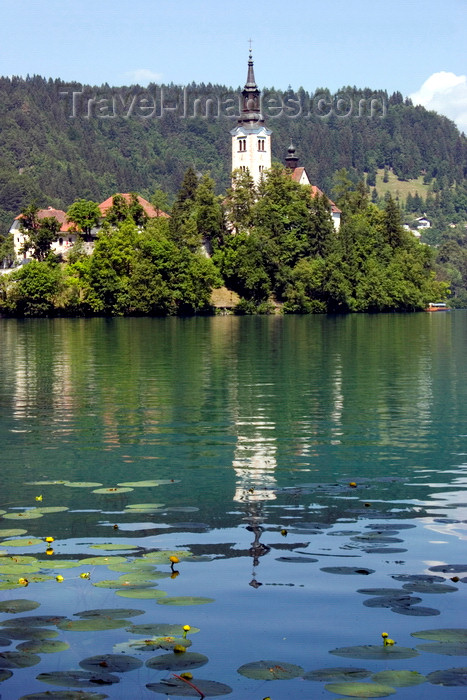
[9,194,169,262]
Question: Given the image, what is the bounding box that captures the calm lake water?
[0,314,467,699]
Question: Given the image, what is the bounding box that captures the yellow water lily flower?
[384,638,395,646]
[55,575,64,582]
[349,482,357,488]
[169,555,180,564]
[35,495,43,501]
[46,547,54,556]
[80,572,91,579]
[182,624,190,638]
[18,577,29,586]
[381,632,389,638]
[173,644,186,654]
[180,672,193,680]
[45,536,55,543]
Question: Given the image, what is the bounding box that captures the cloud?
[123,68,163,86]
[409,72,467,134]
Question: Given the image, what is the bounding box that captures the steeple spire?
[238,49,263,126]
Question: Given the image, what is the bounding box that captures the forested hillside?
[1,75,466,234]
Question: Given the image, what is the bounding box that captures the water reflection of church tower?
[232,378,277,587]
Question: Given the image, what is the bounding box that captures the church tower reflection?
[232,402,277,587]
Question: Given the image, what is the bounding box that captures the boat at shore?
[425,302,450,311]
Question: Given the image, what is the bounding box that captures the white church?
[231,52,340,230]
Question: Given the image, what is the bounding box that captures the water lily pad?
[90,544,139,552]
[303,667,370,681]
[137,636,192,651]
[365,523,415,530]
[402,582,457,594]
[37,560,79,569]
[92,578,153,590]
[363,594,422,609]
[411,628,467,643]
[2,627,58,640]
[63,482,103,488]
[0,555,38,565]
[0,650,41,668]
[33,507,69,514]
[57,618,128,632]
[324,681,396,697]
[146,652,208,670]
[3,511,43,520]
[330,645,418,660]
[1,615,66,628]
[237,660,303,680]
[371,670,426,687]
[24,480,67,486]
[0,669,13,681]
[116,589,167,599]
[79,556,127,566]
[36,670,120,688]
[0,529,28,537]
[416,642,467,655]
[157,597,214,606]
[20,693,109,700]
[75,608,144,619]
[321,567,374,575]
[391,574,445,583]
[276,556,318,563]
[0,564,40,575]
[0,538,43,547]
[142,550,192,564]
[427,667,467,686]
[17,639,70,653]
[363,547,407,554]
[118,480,167,487]
[92,487,134,494]
[429,564,467,573]
[125,503,165,509]
[106,560,160,573]
[0,636,12,646]
[80,654,143,672]
[357,588,407,597]
[146,678,231,696]
[0,599,40,614]
[391,605,440,616]
[127,624,200,636]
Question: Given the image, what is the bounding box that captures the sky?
[1,0,466,132]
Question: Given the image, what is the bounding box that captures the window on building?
[59,238,63,246]
[239,138,246,152]
[258,139,265,151]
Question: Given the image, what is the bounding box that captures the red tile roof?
[290,168,341,214]
[98,194,169,219]
[16,207,72,232]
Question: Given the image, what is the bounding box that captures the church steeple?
[239,51,263,125]
[231,50,271,185]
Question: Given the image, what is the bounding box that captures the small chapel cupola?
[285,141,299,171]
[231,49,271,184]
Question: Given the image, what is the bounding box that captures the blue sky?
[1,0,466,131]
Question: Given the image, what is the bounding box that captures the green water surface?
[0,314,466,699]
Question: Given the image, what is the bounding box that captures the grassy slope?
[372,168,429,203]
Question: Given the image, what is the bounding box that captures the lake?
[0,313,466,699]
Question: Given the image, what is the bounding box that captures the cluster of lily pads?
[1,477,467,698]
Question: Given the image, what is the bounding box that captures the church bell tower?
[231,51,271,184]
